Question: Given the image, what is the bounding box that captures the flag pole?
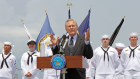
[123,16,125,19]
[67,3,72,19]
[20,18,24,24]
[67,3,72,10]
[45,8,47,16]
[20,18,33,40]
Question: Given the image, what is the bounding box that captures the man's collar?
[28,50,36,54]
[101,45,110,49]
[130,44,139,47]
[69,34,77,40]
[3,52,10,56]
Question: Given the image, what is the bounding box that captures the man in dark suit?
[50,19,93,79]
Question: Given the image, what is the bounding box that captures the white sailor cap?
[115,43,125,49]
[102,34,110,39]
[130,32,138,37]
[27,39,36,45]
[3,41,14,48]
[4,41,12,46]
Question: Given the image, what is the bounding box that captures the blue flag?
[78,10,90,36]
[35,15,54,52]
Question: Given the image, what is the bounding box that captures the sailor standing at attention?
[87,34,119,79]
[21,40,40,79]
[0,42,16,79]
[121,32,140,79]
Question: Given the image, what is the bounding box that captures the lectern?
[37,56,89,79]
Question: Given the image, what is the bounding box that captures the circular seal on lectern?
[51,54,66,70]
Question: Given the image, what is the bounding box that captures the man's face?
[102,38,110,46]
[3,44,11,53]
[65,21,78,37]
[28,43,36,49]
[115,48,123,55]
[129,36,138,44]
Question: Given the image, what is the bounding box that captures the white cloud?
[0,25,38,37]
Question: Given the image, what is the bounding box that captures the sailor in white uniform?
[21,40,40,79]
[87,34,119,79]
[42,37,60,79]
[121,32,140,79]
[115,43,125,79]
[0,42,16,79]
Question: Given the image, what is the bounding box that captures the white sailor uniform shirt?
[0,53,16,79]
[121,45,140,72]
[88,46,119,77]
[21,51,40,79]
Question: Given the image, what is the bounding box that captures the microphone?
[59,35,66,46]
[62,37,68,50]
[59,35,66,54]
[60,36,68,55]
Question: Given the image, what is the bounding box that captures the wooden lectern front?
[37,56,88,69]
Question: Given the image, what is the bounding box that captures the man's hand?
[50,34,59,46]
[85,28,90,41]
[25,72,32,77]
[86,77,89,79]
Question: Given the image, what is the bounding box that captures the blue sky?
[0,0,140,78]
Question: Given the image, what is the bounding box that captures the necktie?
[27,52,35,65]
[129,46,138,58]
[69,37,73,46]
[101,47,110,62]
[0,53,11,69]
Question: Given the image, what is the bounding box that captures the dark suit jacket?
[52,35,93,79]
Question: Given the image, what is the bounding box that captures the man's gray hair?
[65,19,78,27]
